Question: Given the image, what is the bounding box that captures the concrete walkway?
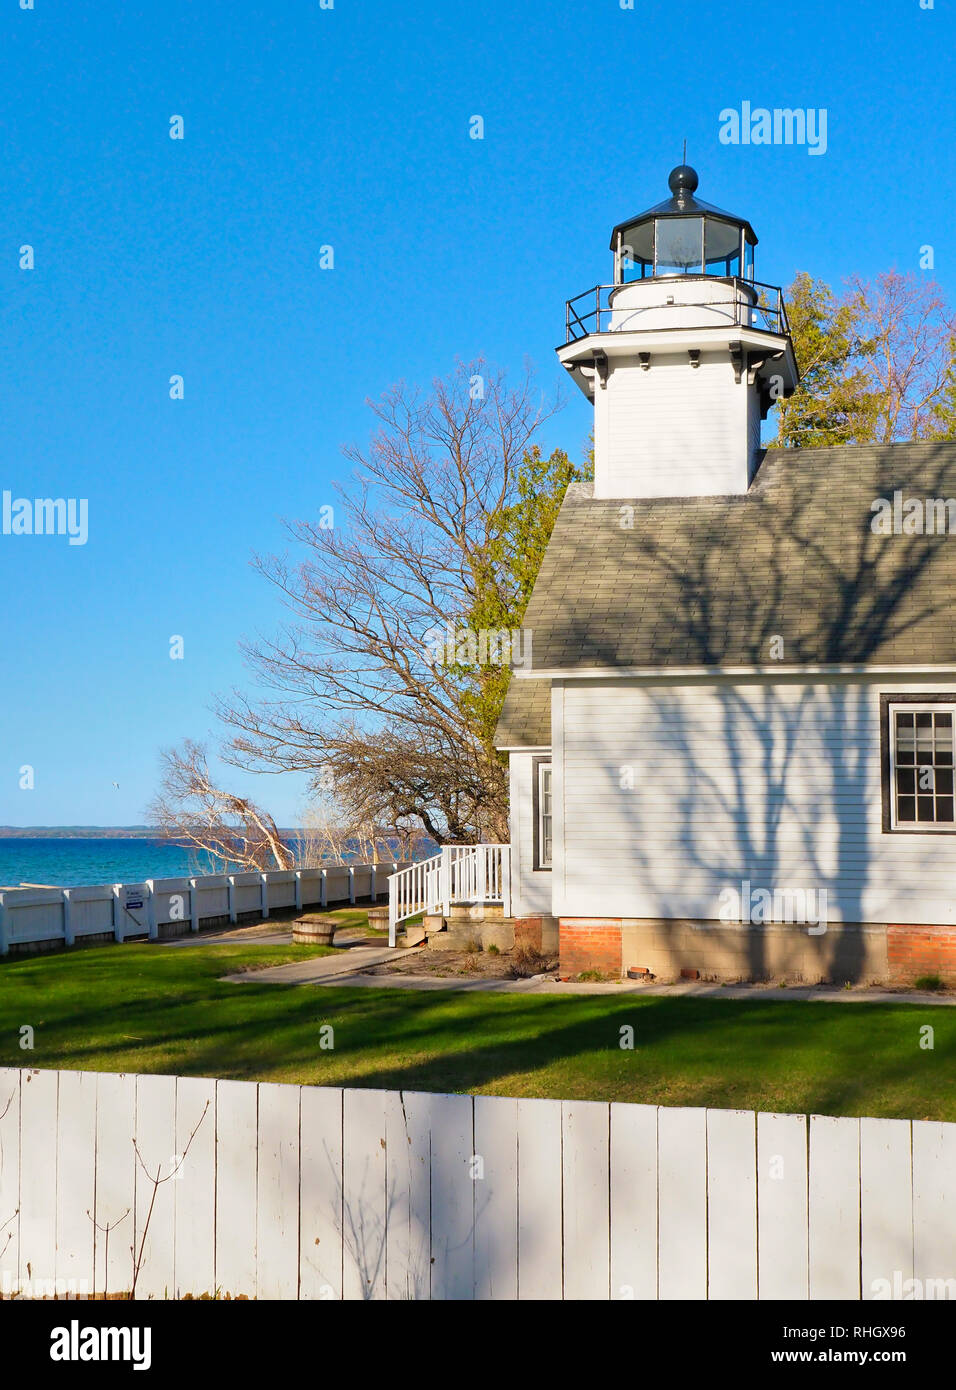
[168,921,295,948]
[222,943,398,984]
[220,952,956,1005]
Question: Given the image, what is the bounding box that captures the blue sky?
[1,0,953,826]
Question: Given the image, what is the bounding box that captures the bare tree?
[147,740,294,871]
[845,271,956,442]
[218,361,561,844]
[296,796,430,866]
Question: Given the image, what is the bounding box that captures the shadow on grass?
[1,942,951,1119]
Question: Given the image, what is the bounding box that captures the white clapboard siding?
[756,1111,808,1300]
[300,1085,343,1300]
[599,356,748,499]
[555,680,956,926]
[658,1106,708,1299]
[6,1068,955,1302]
[215,1079,258,1298]
[429,1092,474,1300]
[388,1089,433,1301]
[912,1120,956,1294]
[342,1088,388,1301]
[562,1099,610,1299]
[610,1102,657,1301]
[861,1117,913,1299]
[707,1108,757,1299]
[257,1082,300,1300]
[508,751,553,917]
[94,1071,136,1296]
[133,1072,177,1300]
[474,1095,518,1300]
[19,1069,58,1291]
[173,1075,216,1297]
[0,1068,20,1294]
[809,1114,861,1299]
[517,1097,563,1300]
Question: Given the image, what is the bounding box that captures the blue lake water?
[0,836,427,889]
[0,838,236,888]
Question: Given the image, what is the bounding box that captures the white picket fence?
[0,1067,953,1300]
[0,861,412,955]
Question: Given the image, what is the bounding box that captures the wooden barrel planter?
[367,906,389,933]
[292,916,336,946]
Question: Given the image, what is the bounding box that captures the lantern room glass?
[618,215,754,284]
[655,217,704,275]
[704,218,742,277]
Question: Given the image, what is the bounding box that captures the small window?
[533,758,552,870]
[883,698,956,832]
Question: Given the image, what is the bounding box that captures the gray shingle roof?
[495,441,956,747]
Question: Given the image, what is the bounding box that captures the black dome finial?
[668,164,699,197]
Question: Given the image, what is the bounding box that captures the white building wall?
[594,356,752,498]
[746,379,762,481]
[552,677,956,925]
[508,749,553,917]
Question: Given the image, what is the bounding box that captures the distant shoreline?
[0,827,306,839]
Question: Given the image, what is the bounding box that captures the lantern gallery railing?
[564,277,790,344]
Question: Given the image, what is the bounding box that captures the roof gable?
[495,441,956,746]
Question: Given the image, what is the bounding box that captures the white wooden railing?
[388,844,511,946]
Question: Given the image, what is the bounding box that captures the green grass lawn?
[0,931,952,1120]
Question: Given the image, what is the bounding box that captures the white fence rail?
[1,1067,952,1301]
[388,844,511,945]
[0,861,412,955]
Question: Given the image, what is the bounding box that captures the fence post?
[189,879,200,933]
[146,883,158,941]
[0,894,7,955]
[227,876,238,925]
[62,889,75,947]
[441,847,451,917]
[111,885,124,943]
[260,873,270,920]
[294,871,303,913]
[348,866,356,905]
[370,863,377,903]
[502,847,512,919]
[320,869,327,909]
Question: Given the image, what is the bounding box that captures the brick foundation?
[887,924,956,984]
[559,918,623,977]
[556,915,956,986]
[515,915,560,955]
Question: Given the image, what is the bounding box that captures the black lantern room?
[610,165,757,284]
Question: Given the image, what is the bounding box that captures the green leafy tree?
[772,272,876,447]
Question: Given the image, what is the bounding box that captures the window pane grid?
[894,708,955,825]
[538,765,553,868]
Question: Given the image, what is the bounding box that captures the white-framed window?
[887,700,956,830]
[533,757,553,869]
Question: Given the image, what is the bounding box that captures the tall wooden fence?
[0,1068,953,1300]
[0,862,411,955]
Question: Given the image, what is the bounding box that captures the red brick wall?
[560,918,623,977]
[514,917,544,952]
[887,924,956,984]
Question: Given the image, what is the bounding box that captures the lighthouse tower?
[558,165,798,499]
